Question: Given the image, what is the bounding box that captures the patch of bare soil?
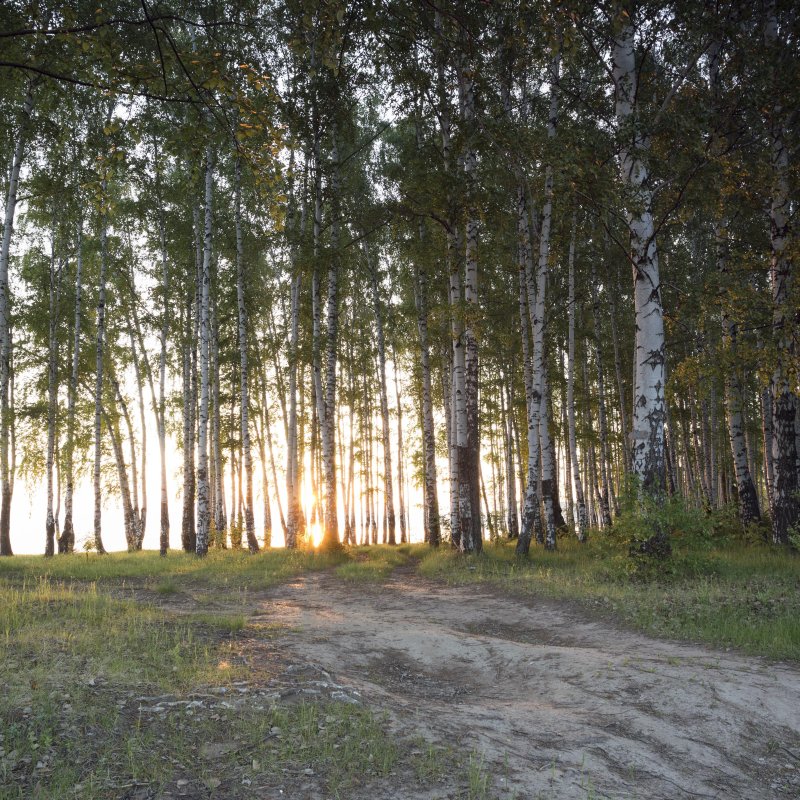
[246,570,800,800]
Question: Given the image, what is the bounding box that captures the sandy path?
[253,569,800,800]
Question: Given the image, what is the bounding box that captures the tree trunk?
[366,240,395,544]
[764,1,798,545]
[0,87,33,556]
[45,230,61,557]
[196,147,213,556]
[60,223,82,554]
[154,143,170,555]
[525,47,561,552]
[92,177,109,556]
[591,269,613,528]
[457,42,482,554]
[613,11,667,495]
[504,378,519,539]
[517,186,541,554]
[234,156,258,553]
[567,217,588,540]
[413,247,440,547]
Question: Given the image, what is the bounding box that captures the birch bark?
[764,0,798,544]
[527,47,561,551]
[45,232,61,556]
[612,9,667,495]
[60,223,82,554]
[0,88,33,556]
[196,147,213,556]
[366,240,395,544]
[234,156,258,553]
[567,216,588,541]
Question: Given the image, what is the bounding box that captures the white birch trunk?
[234,156,258,553]
[366,240,395,545]
[528,48,561,551]
[613,14,667,494]
[413,223,441,546]
[60,223,82,554]
[567,215,588,541]
[196,148,213,556]
[154,143,169,555]
[458,43,481,553]
[517,185,541,553]
[92,177,109,555]
[0,88,33,556]
[764,0,798,544]
[45,230,61,557]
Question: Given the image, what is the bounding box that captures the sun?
[310,521,324,549]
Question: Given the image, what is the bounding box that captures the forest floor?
[1,542,799,799]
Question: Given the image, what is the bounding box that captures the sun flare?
[310,521,324,549]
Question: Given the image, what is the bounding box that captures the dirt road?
[253,569,800,800]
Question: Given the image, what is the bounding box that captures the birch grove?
[0,0,795,558]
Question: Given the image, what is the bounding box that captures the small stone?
[270,726,282,736]
[252,759,261,770]
[176,779,189,787]
[304,768,314,776]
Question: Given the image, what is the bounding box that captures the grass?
[417,513,800,661]
[0,546,348,592]
[334,543,415,582]
[0,544,471,800]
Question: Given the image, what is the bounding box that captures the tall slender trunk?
[92,177,109,556]
[284,149,304,548]
[457,40,481,554]
[764,0,798,544]
[102,407,136,550]
[525,46,561,552]
[286,268,303,546]
[517,186,541,553]
[196,147,213,556]
[567,216,588,540]
[112,379,139,550]
[60,223,82,554]
[366,240,395,544]
[762,388,775,517]
[413,229,440,546]
[263,382,285,541]
[154,141,170,555]
[0,87,33,556]
[234,156,258,552]
[182,206,202,552]
[613,12,667,495]
[310,131,341,548]
[45,230,61,557]
[591,269,613,528]
[392,345,407,545]
[211,281,226,544]
[503,378,519,539]
[608,272,630,473]
[126,326,146,548]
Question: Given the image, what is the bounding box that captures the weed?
[467,750,491,800]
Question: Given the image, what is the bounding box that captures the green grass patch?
[334,544,417,582]
[0,547,350,593]
[418,512,800,661]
